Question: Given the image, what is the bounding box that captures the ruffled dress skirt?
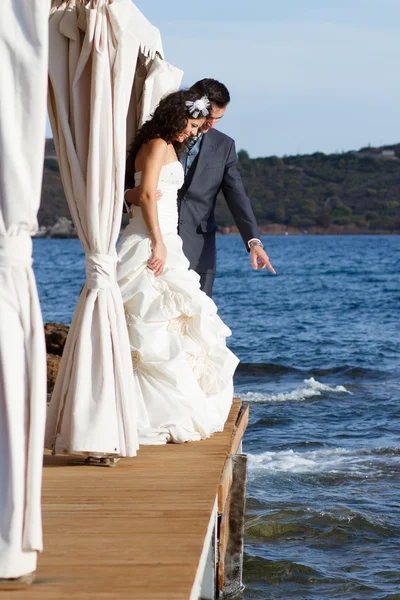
[117,169,238,444]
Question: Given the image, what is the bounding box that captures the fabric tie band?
[0,233,33,268]
[85,252,117,289]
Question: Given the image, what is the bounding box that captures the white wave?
[248,447,385,475]
[241,377,351,403]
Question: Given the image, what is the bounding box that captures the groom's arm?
[123,187,161,212]
[220,139,261,246]
[221,140,276,273]
[124,187,140,210]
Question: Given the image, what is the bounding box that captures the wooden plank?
[1,399,242,600]
[217,456,232,515]
[230,403,249,455]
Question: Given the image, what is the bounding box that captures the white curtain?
[44,0,182,457]
[0,0,48,578]
[126,54,184,146]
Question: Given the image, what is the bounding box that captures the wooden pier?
[1,399,249,600]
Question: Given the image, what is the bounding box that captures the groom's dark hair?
[189,79,230,108]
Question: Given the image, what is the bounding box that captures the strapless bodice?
[130,161,184,235]
[134,160,184,189]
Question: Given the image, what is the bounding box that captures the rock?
[45,322,69,398]
[44,322,69,356]
[33,225,48,238]
[48,217,76,238]
[47,353,62,394]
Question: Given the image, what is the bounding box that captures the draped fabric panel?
[44,0,182,457]
[140,55,184,127]
[0,0,48,578]
[45,0,141,456]
[126,54,184,147]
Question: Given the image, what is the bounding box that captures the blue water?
[33,235,400,600]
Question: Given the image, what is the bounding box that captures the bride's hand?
[148,240,166,277]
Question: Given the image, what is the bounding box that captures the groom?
[125,78,275,297]
[178,79,274,296]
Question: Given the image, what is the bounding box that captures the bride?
[117,90,239,444]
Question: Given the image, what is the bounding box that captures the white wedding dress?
[117,161,239,444]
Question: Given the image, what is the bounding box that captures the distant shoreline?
[33,215,400,239]
[219,225,400,236]
[33,230,400,240]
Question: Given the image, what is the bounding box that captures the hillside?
[40,141,400,232]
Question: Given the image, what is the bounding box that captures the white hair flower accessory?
[185,95,210,118]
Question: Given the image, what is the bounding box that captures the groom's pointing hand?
[250,246,276,274]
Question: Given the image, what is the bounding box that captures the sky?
[133,0,400,158]
[46,0,400,158]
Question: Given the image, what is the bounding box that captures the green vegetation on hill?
[40,140,400,231]
[215,144,400,231]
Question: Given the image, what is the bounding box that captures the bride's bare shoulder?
[135,138,168,171]
[140,138,168,157]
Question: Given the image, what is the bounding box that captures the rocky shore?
[45,322,69,394]
[36,220,400,239]
[35,217,77,238]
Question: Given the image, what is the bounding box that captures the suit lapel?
[185,130,216,194]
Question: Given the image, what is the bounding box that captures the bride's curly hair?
[125,90,208,188]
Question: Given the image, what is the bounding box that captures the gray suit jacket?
[177,128,260,274]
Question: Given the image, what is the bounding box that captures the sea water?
[33,235,400,600]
